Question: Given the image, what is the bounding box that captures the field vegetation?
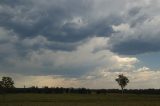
[0,93,160,106]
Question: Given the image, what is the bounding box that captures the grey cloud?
[0,0,120,43]
[108,1,160,55]
[128,7,141,17]
[1,0,160,77]
[2,0,160,56]
[110,39,160,55]
[109,19,160,55]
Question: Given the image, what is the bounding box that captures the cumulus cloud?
[0,34,138,76]
[0,0,117,43]
[108,0,160,55]
[109,15,160,54]
[1,0,160,54]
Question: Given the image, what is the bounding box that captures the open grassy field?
[0,93,160,106]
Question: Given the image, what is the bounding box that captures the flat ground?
[0,93,160,106]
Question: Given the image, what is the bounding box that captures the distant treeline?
[1,87,160,95]
[1,76,160,95]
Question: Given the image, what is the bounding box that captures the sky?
[0,0,160,89]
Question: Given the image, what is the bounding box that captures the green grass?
[0,93,160,106]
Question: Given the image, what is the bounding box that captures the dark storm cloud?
[110,39,160,55]
[2,0,160,56]
[0,0,117,43]
[1,0,160,77]
[108,2,160,55]
[0,0,127,67]
[128,7,141,17]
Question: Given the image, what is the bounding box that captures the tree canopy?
[115,74,129,94]
[0,76,15,88]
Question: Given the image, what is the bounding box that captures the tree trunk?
[121,86,124,95]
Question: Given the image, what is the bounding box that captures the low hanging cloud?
[0,29,138,76]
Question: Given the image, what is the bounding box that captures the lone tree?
[0,77,14,103]
[0,76,15,89]
[115,74,129,94]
